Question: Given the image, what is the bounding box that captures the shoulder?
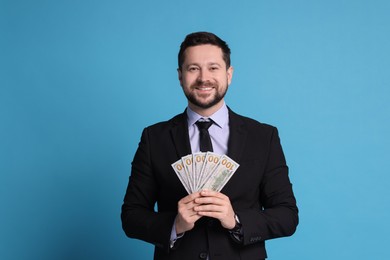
[228,109,284,154]
[143,111,186,132]
[229,108,276,133]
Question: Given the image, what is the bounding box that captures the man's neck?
[188,100,225,117]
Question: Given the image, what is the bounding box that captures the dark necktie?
[195,120,214,152]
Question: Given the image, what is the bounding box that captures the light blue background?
[1,0,389,259]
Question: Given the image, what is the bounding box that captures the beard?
[184,80,228,109]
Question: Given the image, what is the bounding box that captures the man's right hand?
[175,192,203,234]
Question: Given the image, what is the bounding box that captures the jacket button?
[199,252,208,259]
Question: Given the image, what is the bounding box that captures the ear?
[227,66,234,85]
[177,68,183,86]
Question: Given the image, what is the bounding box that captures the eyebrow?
[186,62,222,68]
[208,62,222,67]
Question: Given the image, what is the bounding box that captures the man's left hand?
[193,190,236,230]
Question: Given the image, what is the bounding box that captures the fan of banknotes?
[171,152,240,194]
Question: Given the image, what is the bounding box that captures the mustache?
[192,80,216,88]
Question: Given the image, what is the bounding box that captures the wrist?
[228,214,241,232]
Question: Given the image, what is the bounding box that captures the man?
[121,32,298,260]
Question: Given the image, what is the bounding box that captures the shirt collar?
[186,102,229,129]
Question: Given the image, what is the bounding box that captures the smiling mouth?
[196,86,213,91]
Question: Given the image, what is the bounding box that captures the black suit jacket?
[121,108,298,260]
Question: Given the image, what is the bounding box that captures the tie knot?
[195,120,213,131]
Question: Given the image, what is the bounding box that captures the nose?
[198,68,211,82]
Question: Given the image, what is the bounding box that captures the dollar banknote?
[192,152,206,191]
[171,159,191,194]
[181,154,194,192]
[200,154,240,192]
[199,152,221,190]
[171,153,239,193]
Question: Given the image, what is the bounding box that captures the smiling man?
[121,32,298,260]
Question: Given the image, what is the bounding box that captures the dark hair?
[178,32,231,70]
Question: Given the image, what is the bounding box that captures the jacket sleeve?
[121,127,177,252]
[238,127,299,245]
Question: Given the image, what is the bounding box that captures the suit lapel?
[227,108,247,162]
[170,111,192,158]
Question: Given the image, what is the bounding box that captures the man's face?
[178,44,233,112]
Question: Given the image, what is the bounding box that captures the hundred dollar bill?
[181,154,194,193]
[198,152,222,190]
[200,154,239,192]
[171,159,191,194]
[192,152,206,191]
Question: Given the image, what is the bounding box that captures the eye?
[188,66,199,72]
[210,66,219,71]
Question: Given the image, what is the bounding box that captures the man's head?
[178,32,233,116]
[178,32,231,71]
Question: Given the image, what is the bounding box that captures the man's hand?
[175,192,203,234]
[194,190,236,230]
